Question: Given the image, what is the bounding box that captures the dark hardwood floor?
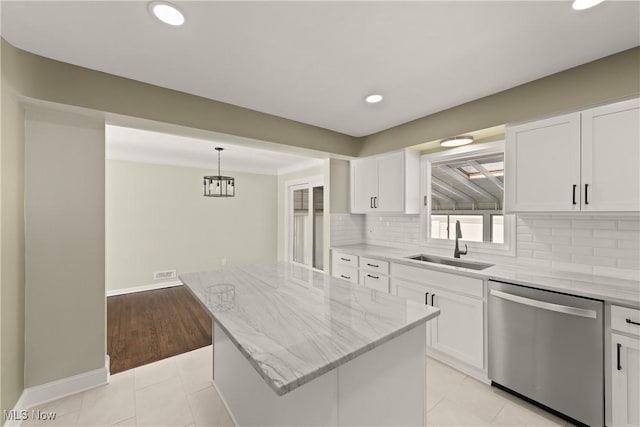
[107,285,212,374]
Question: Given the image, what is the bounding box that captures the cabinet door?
[430,288,484,370]
[360,271,389,293]
[377,152,405,212]
[392,278,431,348]
[351,158,378,213]
[582,98,640,212]
[505,112,581,212]
[611,333,640,426]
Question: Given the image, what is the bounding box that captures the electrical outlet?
[221,258,227,266]
[153,270,176,280]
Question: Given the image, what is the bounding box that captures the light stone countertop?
[332,243,640,307]
[180,261,440,396]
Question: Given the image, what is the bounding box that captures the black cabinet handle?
[366,274,379,279]
[340,257,351,262]
[626,318,640,326]
[340,275,350,280]
[367,263,379,268]
[585,184,589,205]
[572,184,577,205]
[373,197,378,209]
[617,343,622,371]
[370,197,373,209]
[425,292,430,305]
[431,293,436,306]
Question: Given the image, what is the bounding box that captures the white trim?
[3,357,110,427]
[106,280,182,297]
[277,158,325,176]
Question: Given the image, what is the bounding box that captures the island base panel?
[213,322,426,426]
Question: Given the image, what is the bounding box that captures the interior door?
[288,177,324,269]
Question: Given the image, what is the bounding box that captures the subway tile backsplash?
[330,212,640,281]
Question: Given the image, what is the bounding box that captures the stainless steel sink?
[406,254,493,271]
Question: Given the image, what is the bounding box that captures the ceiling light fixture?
[149,1,185,26]
[571,0,605,10]
[365,94,384,104]
[204,147,235,197]
[440,135,475,148]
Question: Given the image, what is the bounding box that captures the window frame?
[420,140,516,257]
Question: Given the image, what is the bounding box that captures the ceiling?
[2,1,639,137]
[106,125,323,175]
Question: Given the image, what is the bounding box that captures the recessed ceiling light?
[149,1,185,26]
[440,136,475,148]
[572,0,605,10]
[365,94,384,104]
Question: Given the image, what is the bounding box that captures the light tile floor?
[25,346,576,427]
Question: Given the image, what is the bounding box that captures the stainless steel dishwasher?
[488,280,604,427]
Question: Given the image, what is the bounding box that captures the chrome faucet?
[454,220,468,259]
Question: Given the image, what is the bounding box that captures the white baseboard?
[106,280,182,297]
[3,357,110,427]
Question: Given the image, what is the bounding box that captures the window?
[422,141,515,256]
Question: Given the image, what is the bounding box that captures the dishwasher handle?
[489,289,597,319]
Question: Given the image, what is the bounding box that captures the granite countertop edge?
[180,264,441,396]
[331,244,640,307]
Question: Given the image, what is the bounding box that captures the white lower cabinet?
[429,288,483,370]
[391,269,485,372]
[611,305,640,426]
[360,271,389,293]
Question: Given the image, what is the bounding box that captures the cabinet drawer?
[391,263,483,298]
[360,271,389,293]
[332,251,358,268]
[360,257,389,275]
[333,265,358,284]
[612,305,640,336]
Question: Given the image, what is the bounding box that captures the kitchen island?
[180,262,440,426]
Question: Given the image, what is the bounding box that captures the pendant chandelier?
[204,147,235,197]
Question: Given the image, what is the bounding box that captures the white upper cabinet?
[351,158,378,212]
[505,98,640,213]
[350,149,420,214]
[506,112,581,212]
[582,99,640,212]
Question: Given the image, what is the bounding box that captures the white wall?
[24,107,106,387]
[106,160,278,292]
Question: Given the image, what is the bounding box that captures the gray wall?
[329,159,350,214]
[24,107,106,387]
[1,41,26,414]
[106,160,278,291]
[0,39,360,158]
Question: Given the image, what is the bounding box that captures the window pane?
[449,215,483,242]
[431,215,449,239]
[492,215,504,244]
